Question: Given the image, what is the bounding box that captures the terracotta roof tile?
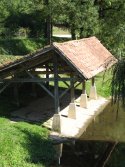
[53,36,117,79]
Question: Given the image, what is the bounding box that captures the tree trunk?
[44,0,52,45]
[71,27,76,40]
[79,27,84,39]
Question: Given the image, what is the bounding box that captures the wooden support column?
[82,80,86,94]
[46,64,49,88]
[70,74,75,103]
[52,55,61,133]
[92,77,95,86]
[53,55,60,113]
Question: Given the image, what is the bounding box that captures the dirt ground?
[11,93,71,123]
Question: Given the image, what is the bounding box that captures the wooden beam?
[0,82,11,94]
[47,64,70,87]
[74,82,82,89]
[0,78,75,83]
[32,71,74,75]
[59,81,77,99]
[46,64,49,88]
[92,77,95,86]
[26,70,54,98]
[53,55,60,113]
[82,80,86,94]
[0,53,52,79]
[70,74,75,103]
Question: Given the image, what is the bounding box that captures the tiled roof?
[0,37,117,79]
[53,36,117,79]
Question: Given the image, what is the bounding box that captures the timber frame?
[0,47,84,114]
[0,37,117,114]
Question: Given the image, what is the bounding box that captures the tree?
[96,0,125,57]
[111,58,125,106]
[51,0,99,39]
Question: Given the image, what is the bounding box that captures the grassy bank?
[0,118,55,167]
[0,38,45,55]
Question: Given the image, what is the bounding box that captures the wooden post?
[53,55,60,113]
[46,64,49,88]
[82,80,86,94]
[70,74,75,103]
[52,55,61,133]
[92,77,95,86]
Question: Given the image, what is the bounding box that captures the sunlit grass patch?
[0,118,55,167]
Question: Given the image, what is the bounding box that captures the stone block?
[68,103,76,119]
[52,114,61,133]
[89,85,97,100]
[80,93,88,108]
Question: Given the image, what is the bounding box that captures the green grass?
[0,118,55,167]
[53,26,70,35]
[0,38,45,56]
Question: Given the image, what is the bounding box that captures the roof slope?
[53,36,117,79]
[0,37,117,80]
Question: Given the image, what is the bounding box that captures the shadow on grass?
[14,125,56,166]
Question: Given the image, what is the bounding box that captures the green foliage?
[98,0,125,56]
[0,0,46,38]
[0,118,55,167]
[51,0,99,39]
[111,59,125,105]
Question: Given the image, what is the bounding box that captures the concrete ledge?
[44,96,110,138]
